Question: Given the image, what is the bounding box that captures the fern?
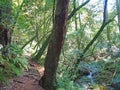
[0,44,29,83]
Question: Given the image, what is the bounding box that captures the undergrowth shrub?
[0,44,28,83]
[78,59,120,85]
[56,60,85,90]
[56,69,85,90]
[57,56,120,90]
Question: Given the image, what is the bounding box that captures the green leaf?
[45,0,54,9]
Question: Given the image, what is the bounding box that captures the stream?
[76,61,120,90]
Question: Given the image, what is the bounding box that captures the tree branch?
[83,0,109,55]
[83,19,113,55]
[67,0,90,20]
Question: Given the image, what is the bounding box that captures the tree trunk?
[40,0,69,90]
[0,0,12,56]
[116,0,120,33]
[34,0,90,62]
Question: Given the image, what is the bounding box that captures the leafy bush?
[57,71,86,90]
[57,62,85,90]
[0,44,28,83]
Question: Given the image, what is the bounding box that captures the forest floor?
[0,59,45,90]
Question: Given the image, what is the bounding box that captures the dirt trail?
[0,60,45,90]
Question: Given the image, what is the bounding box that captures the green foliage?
[57,71,85,90]
[112,74,120,83]
[9,44,28,73]
[78,61,104,73]
[0,0,118,89]
[33,34,51,61]
[78,59,120,85]
[45,0,54,9]
[0,44,28,83]
[0,67,9,83]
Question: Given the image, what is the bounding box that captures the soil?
[0,59,45,90]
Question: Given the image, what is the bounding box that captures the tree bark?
[0,0,12,56]
[40,0,69,90]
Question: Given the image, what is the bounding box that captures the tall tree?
[34,0,90,61]
[40,0,69,90]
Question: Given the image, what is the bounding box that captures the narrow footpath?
[0,59,45,90]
